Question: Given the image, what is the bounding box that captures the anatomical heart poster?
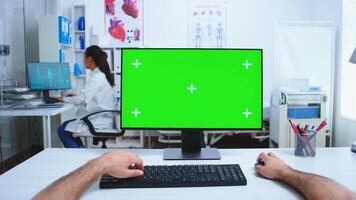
[105,0,143,47]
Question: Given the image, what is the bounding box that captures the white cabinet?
[102,47,121,109]
[270,90,329,148]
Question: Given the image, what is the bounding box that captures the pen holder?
[294,130,316,157]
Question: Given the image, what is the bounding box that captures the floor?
[0,145,42,175]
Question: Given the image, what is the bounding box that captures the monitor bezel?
[27,62,72,91]
[120,48,263,131]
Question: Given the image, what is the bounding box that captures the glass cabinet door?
[0,0,26,173]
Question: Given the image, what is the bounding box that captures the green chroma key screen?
[121,49,262,129]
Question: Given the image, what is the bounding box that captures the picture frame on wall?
[104,0,144,47]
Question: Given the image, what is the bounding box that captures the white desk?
[0,148,355,199]
[0,104,74,148]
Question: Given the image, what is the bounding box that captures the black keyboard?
[38,103,64,108]
[100,164,247,189]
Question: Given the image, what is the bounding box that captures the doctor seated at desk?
[56,45,116,148]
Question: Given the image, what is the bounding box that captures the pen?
[288,119,298,133]
[296,124,303,134]
[309,130,317,140]
[316,124,326,132]
[316,120,327,132]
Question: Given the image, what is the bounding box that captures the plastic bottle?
[77,17,81,31]
[79,36,85,49]
[77,16,85,31]
[74,63,82,77]
[82,17,85,31]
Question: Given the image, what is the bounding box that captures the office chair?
[72,110,125,148]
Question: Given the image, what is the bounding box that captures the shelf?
[76,74,86,78]
[1,87,29,93]
[60,43,72,47]
[74,5,85,8]
[72,5,88,85]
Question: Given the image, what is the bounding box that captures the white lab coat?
[64,68,115,133]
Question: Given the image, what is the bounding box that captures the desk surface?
[0,103,74,117]
[0,148,355,200]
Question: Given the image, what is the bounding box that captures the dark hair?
[85,45,115,87]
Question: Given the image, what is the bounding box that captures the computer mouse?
[352,141,356,153]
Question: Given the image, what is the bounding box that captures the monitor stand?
[163,130,221,160]
[42,90,59,104]
[42,90,50,100]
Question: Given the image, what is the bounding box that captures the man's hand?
[65,93,77,97]
[98,151,144,178]
[255,152,291,180]
[54,97,64,102]
[33,151,144,200]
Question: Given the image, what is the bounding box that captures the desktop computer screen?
[121,48,262,160]
[121,48,262,130]
[27,62,71,91]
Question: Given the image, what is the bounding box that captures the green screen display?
[121,49,262,129]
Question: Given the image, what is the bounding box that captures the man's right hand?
[65,93,77,97]
[98,151,144,178]
[54,97,64,102]
[255,152,292,180]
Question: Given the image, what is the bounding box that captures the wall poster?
[188,0,227,48]
[105,0,143,47]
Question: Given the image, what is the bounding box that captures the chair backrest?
[114,113,121,131]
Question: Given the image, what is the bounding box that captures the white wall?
[333,0,356,147]
[144,0,313,102]
[81,0,345,141]
[307,0,356,147]
[86,0,340,105]
[60,0,85,17]
[24,0,47,63]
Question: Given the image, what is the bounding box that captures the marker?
[316,123,326,132]
[296,124,303,134]
[288,119,299,133]
[316,120,327,132]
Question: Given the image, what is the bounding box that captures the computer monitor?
[27,62,71,100]
[121,48,263,160]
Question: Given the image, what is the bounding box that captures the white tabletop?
[0,148,355,200]
[0,103,74,117]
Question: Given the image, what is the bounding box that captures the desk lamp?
[350,47,356,153]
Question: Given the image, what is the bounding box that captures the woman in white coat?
[57,45,115,148]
